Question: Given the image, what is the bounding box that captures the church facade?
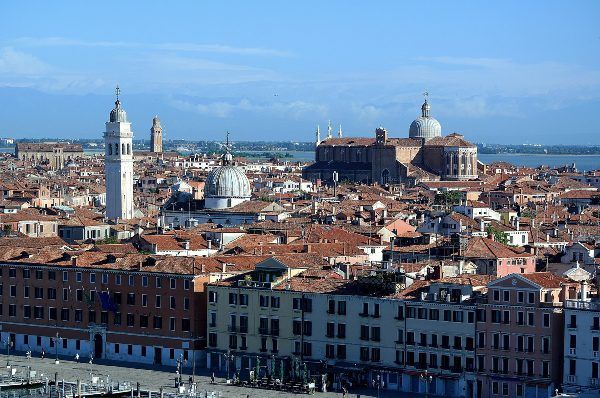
[303,98,478,186]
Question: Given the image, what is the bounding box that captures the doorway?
[94,334,103,359]
[154,347,162,365]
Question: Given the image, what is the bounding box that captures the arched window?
[122,143,125,155]
[108,144,112,156]
[127,143,131,155]
[381,169,390,185]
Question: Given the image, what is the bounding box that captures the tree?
[486,226,509,245]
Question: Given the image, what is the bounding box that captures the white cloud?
[0,47,49,75]
[11,37,293,57]
[169,97,327,119]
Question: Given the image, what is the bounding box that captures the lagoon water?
[2,147,598,171]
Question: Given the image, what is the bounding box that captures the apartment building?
[0,254,209,367]
[206,256,498,397]
[562,294,600,395]
[476,273,577,398]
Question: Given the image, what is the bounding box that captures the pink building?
[475,273,579,398]
[463,237,536,277]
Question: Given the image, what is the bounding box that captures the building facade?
[15,143,83,170]
[562,295,600,395]
[0,257,208,367]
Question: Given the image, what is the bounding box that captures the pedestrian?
[75,353,80,362]
[211,373,215,384]
[41,349,45,359]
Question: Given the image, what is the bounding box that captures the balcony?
[326,309,335,315]
[569,348,576,355]
[270,329,280,336]
[337,334,346,339]
[394,316,405,321]
[228,326,239,333]
[258,327,269,335]
[237,280,273,289]
[451,366,463,374]
[416,362,427,370]
[590,378,600,387]
[567,375,576,383]
[360,336,369,341]
[591,325,600,332]
[359,312,369,317]
[208,322,217,328]
[372,337,381,342]
[239,345,248,351]
[240,327,248,334]
[418,342,428,347]
[371,313,381,319]
[567,323,577,330]
[271,349,279,354]
[395,340,404,345]
[259,348,268,353]
[326,333,335,338]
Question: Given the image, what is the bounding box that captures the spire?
[222,131,233,166]
[316,125,321,145]
[338,124,343,138]
[327,120,333,139]
[421,90,431,118]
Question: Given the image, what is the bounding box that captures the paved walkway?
[1,353,442,398]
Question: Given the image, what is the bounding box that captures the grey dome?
[109,99,128,123]
[205,165,251,199]
[409,99,441,141]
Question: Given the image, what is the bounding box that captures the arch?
[108,144,112,156]
[121,143,125,155]
[127,143,131,155]
[381,169,390,185]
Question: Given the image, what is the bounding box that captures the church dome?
[205,165,251,199]
[409,99,441,141]
[109,99,128,123]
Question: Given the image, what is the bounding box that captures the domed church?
[303,94,479,186]
[204,138,252,209]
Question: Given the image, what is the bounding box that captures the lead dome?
[409,98,441,141]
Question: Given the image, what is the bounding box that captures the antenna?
[115,85,121,100]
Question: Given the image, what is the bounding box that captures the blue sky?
[1,1,599,144]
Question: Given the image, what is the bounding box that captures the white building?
[104,87,134,220]
[563,295,600,395]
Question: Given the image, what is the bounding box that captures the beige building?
[15,143,83,170]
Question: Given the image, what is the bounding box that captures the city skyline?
[1,1,599,144]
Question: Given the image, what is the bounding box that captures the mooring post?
[77,379,81,398]
[159,387,164,398]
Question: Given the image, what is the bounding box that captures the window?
[153,316,162,329]
[142,294,147,307]
[127,293,135,305]
[155,295,161,308]
[493,290,500,301]
[527,312,535,326]
[528,292,535,304]
[142,276,148,287]
[229,293,238,305]
[337,344,346,359]
[338,301,347,315]
[503,290,510,302]
[63,271,68,282]
[170,278,176,289]
[271,296,280,308]
[181,318,190,332]
[140,315,148,328]
[128,275,134,286]
[89,273,96,283]
[102,274,108,284]
[208,291,218,303]
[543,313,550,328]
[170,296,176,309]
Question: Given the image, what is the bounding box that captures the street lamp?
[2,339,13,368]
[420,370,433,398]
[52,332,62,365]
[222,350,235,381]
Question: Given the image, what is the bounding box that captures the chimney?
[546,234,550,242]
[516,219,520,231]
[207,239,212,250]
[71,256,78,267]
[183,240,190,250]
[459,260,464,275]
[201,264,205,273]
[531,219,536,229]
[479,219,485,233]
[221,263,227,273]
[581,281,589,301]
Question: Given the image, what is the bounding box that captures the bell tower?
[104,86,134,220]
[150,116,163,153]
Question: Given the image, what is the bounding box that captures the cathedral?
[302,96,479,186]
[104,87,135,220]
